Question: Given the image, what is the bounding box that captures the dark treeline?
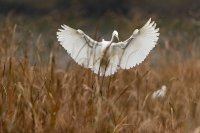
[0,0,199,17]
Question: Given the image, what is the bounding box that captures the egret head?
[112,30,119,41]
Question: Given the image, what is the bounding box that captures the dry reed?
[0,16,200,133]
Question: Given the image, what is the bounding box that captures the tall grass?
[0,17,200,133]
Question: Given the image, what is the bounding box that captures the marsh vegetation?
[0,1,200,132]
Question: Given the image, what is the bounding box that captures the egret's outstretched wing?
[114,18,159,69]
[57,25,102,69]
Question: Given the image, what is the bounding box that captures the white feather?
[152,85,167,99]
[57,25,102,69]
[57,18,159,76]
[115,18,160,69]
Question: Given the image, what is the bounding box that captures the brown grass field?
[0,14,200,133]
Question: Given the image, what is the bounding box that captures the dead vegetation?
[0,16,200,133]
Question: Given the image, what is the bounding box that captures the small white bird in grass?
[152,85,167,99]
[57,18,159,76]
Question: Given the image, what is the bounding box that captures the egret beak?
[116,35,119,41]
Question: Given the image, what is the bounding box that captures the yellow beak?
[116,35,119,41]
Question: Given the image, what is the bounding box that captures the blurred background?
[1,1,200,133]
[0,0,199,17]
[0,0,199,67]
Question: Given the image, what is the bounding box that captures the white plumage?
[152,85,167,99]
[57,18,159,76]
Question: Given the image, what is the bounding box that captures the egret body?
[57,18,159,76]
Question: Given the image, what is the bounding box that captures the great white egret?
[57,18,159,76]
